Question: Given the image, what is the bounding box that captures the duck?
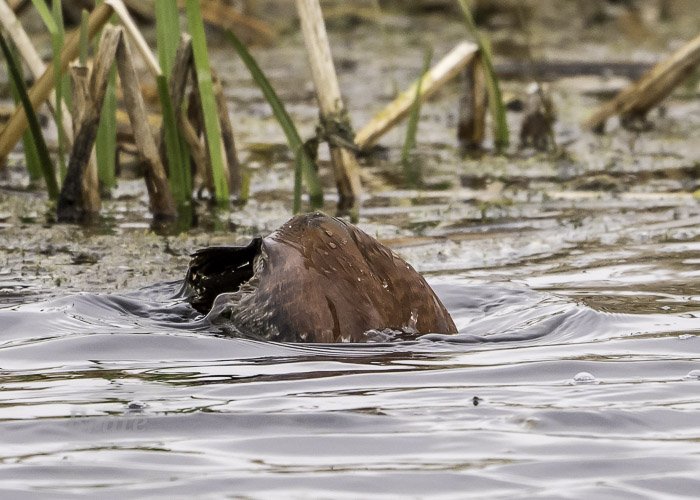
[184,212,456,342]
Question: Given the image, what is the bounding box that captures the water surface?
[1,231,699,498]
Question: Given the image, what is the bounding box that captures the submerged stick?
[0,1,113,161]
[295,0,361,214]
[584,33,700,131]
[355,41,478,150]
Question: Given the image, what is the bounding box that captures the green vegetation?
[186,0,229,204]
[0,31,59,199]
[156,0,191,206]
[225,29,323,212]
[402,46,432,187]
[456,0,509,151]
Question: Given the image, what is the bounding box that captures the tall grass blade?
[185,0,229,204]
[0,31,59,199]
[225,29,323,211]
[401,46,432,187]
[456,0,509,151]
[156,0,180,79]
[6,44,42,182]
[156,0,190,206]
[157,75,190,204]
[96,64,117,189]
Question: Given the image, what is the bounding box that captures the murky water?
[2,213,699,497]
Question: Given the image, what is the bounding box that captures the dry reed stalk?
[0,1,113,161]
[584,33,700,131]
[105,0,161,76]
[0,0,74,145]
[458,54,487,151]
[113,27,176,220]
[355,41,478,150]
[57,26,120,222]
[295,0,361,213]
[8,0,26,12]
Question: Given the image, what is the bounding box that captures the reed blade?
[456,0,509,151]
[224,29,323,211]
[0,31,59,199]
[157,75,190,205]
[186,0,229,204]
[401,46,432,187]
[156,0,180,79]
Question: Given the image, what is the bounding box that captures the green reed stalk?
[0,31,59,199]
[156,0,180,79]
[401,46,432,187]
[186,0,229,204]
[456,0,509,152]
[6,44,42,182]
[156,0,191,205]
[225,29,323,212]
[32,0,69,178]
[157,75,191,204]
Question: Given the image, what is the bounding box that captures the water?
[2,6,700,496]
[1,238,699,498]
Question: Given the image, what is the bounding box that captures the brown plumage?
[185,212,456,342]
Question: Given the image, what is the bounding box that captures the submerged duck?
[184,212,457,342]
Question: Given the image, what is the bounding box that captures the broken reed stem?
[0,1,113,162]
[105,0,161,76]
[69,65,100,216]
[458,53,487,151]
[0,0,74,147]
[584,33,700,131]
[57,26,120,222]
[114,27,177,220]
[295,0,360,213]
[355,41,478,150]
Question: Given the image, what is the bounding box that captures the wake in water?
[1,279,697,351]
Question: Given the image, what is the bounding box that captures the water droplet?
[382,280,389,289]
[357,277,361,282]
[678,334,693,340]
[325,230,333,236]
[572,372,597,384]
[685,370,700,380]
[328,242,337,249]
